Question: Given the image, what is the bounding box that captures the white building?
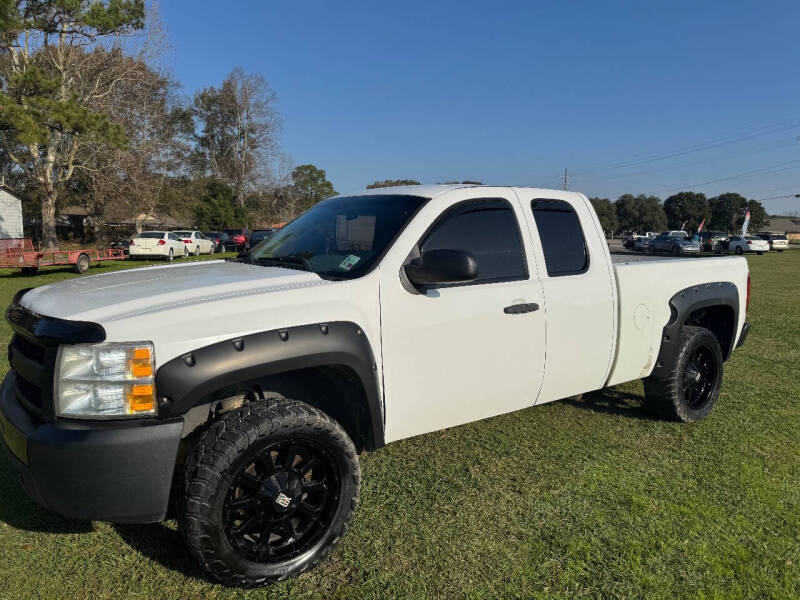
[0,185,24,239]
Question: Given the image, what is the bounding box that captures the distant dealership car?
[647,231,700,255]
[248,229,275,247]
[173,230,215,256]
[203,231,229,253]
[728,235,769,255]
[223,228,250,251]
[696,231,729,253]
[756,233,789,252]
[128,231,187,261]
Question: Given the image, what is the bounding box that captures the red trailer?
[0,238,126,274]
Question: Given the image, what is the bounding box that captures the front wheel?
[648,245,655,254]
[209,244,215,255]
[734,246,743,255]
[643,326,723,422]
[671,245,680,255]
[179,397,360,588]
[194,245,201,256]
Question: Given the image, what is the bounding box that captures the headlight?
[55,342,157,418]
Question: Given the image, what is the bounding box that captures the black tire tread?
[643,326,723,422]
[179,397,360,588]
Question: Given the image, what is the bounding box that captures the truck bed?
[605,251,748,387]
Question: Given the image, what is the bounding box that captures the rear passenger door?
[379,189,546,442]
[515,194,616,404]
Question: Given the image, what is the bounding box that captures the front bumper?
[0,373,183,523]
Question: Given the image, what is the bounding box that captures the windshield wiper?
[254,255,313,272]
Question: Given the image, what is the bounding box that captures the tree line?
[590,192,768,236]
[0,2,337,248]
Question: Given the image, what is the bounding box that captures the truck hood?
[18,260,328,323]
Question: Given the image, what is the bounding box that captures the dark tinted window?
[531,199,589,276]
[137,232,164,239]
[421,199,526,284]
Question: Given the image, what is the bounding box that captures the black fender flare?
[154,321,384,449]
[649,281,739,379]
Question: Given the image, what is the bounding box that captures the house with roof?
[0,182,24,239]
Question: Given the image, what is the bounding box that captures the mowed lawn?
[0,252,798,600]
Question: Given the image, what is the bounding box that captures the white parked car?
[728,235,769,255]
[173,231,216,256]
[2,185,751,587]
[128,231,187,261]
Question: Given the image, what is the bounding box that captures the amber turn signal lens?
[127,383,156,414]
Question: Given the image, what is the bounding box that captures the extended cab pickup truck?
[0,185,751,587]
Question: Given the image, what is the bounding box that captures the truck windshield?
[249,194,426,279]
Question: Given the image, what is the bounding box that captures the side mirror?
[404,249,478,287]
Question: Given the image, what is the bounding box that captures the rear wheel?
[643,326,723,422]
[778,249,784,252]
[671,245,680,255]
[183,246,190,258]
[179,397,360,587]
[734,246,743,255]
[648,245,655,254]
[194,245,201,256]
[167,248,174,262]
[757,252,764,255]
[73,253,90,274]
[209,244,215,255]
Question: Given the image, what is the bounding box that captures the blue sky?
[159,1,800,214]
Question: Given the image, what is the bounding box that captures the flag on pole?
[741,210,751,236]
[697,218,705,232]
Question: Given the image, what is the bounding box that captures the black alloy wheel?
[180,397,360,587]
[643,325,724,422]
[222,439,340,564]
[681,345,718,410]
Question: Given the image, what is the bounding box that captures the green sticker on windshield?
[339,255,361,271]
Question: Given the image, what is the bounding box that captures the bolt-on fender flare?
[649,281,739,380]
[154,321,384,449]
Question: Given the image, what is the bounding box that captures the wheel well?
[685,305,736,359]
[184,365,376,453]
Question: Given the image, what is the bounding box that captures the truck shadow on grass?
[562,387,659,421]
[0,458,93,534]
[112,522,209,581]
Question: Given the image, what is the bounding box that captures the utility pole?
[563,168,568,191]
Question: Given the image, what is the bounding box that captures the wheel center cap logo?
[275,492,292,508]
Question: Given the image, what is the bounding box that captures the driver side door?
[378,189,546,442]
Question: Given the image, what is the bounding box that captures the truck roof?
[344,184,581,199]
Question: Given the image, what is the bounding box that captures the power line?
[569,111,800,178]
[663,159,800,193]
[570,139,797,186]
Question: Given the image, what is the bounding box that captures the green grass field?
[0,252,797,599]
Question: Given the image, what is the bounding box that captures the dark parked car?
[248,229,275,246]
[203,231,229,253]
[108,239,131,254]
[696,231,728,253]
[223,228,250,251]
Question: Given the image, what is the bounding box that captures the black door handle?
[503,302,539,315]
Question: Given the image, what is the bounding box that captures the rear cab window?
[530,199,589,276]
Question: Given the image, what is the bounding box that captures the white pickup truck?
[0,184,751,587]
